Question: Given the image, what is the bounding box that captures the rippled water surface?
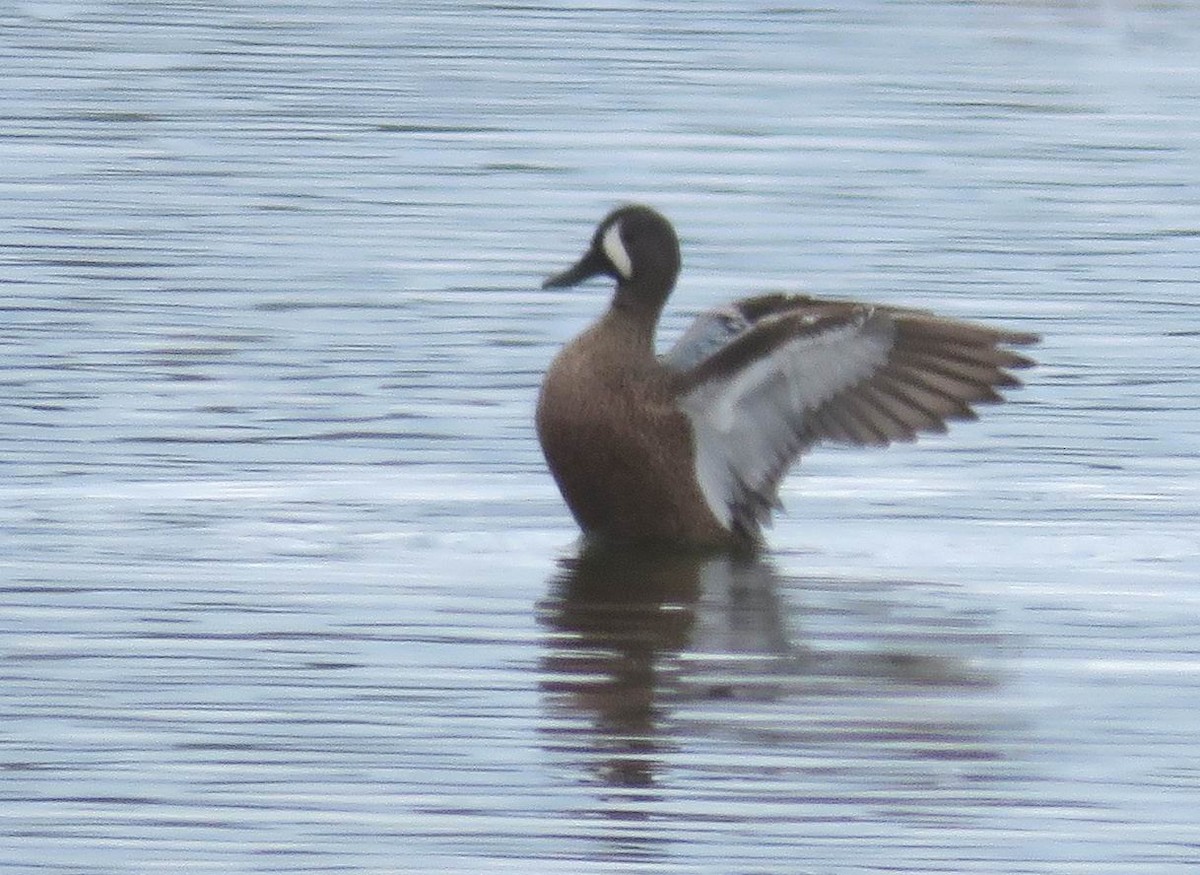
[3,2,1199,873]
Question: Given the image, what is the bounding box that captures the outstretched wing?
[663,294,1038,541]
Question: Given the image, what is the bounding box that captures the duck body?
[537,308,734,547]
[537,205,1038,551]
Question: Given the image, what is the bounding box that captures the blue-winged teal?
[537,205,1038,550]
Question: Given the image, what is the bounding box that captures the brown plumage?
[537,205,1038,550]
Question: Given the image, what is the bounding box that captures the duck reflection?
[536,546,713,788]
[538,545,1001,790]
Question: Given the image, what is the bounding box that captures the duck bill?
[542,248,606,289]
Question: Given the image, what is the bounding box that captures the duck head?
[542,204,682,314]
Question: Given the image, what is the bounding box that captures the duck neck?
[613,274,671,331]
[611,278,672,347]
[600,296,662,359]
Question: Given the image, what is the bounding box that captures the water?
[3,1,1199,872]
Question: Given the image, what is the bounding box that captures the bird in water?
[536,204,1038,551]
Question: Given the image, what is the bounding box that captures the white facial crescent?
[601,222,633,280]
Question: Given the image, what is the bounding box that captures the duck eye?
[601,222,633,280]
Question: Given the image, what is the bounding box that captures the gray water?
[3,2,1199,873]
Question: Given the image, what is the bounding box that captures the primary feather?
[664,293,1037,541]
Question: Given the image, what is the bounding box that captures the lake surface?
[3,1,1199,872]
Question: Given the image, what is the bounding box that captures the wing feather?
[868,372,951,433]
[664,294,1038,541]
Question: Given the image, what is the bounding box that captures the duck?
[536,204,1038,551]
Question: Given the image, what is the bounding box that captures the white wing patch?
[679,315,896,534]
[663,306,749,372]
[691,436,734,529]
[601,222,633,280]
